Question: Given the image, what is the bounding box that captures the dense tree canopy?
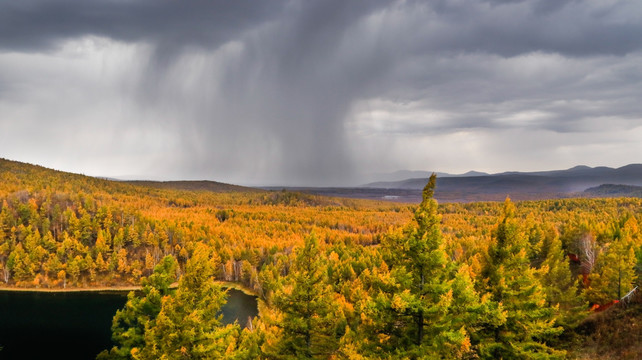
[1,159,641,359]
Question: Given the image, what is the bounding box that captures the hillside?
[572,290,642,359]
[0,157,411,290]
[125,180,261,193]
[584,184,642,198]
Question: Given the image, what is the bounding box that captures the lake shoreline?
[212,281,268,322]
[213,281,259,297]
[0,281,257,297]
[0,281,265,321]
[0,285,142,293]
[0,284,260,360]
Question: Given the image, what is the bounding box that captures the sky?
[1,0,641,186]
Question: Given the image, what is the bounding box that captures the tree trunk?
[618,268,622,299]
[417,272,425,345]
[417,311,424,345]
[305,283,313,358]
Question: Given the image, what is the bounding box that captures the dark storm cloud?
[1,0,642,184]
[4,0,642,63]
[363,0,642,60]
[0,0,283,53]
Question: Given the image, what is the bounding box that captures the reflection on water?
[220,288,260,327]
[0,288,258,360]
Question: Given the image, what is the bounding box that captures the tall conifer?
[267,234,340,359]
[479,198,564,359]
[136,244,239,360]
[98,255,177,360]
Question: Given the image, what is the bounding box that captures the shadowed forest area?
[1,158,641,359]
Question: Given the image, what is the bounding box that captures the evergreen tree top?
[421,173,437,205]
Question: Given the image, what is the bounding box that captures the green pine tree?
[266,234,340,359]
[369,174,490,358]
[97,255,177,360]
[538,229,587,328]
[135,244,240,360]
[479,198,564,359]
[387,174,453,356]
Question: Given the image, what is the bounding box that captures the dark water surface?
[0,288,258,360]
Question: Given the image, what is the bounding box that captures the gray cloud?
[0,0,282,52]
[1,0,641,185]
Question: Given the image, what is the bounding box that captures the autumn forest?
[1,158,641,359]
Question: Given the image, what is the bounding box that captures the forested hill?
[0,158,259,195]
[0,158,134,195]
[0,157,411,289]
[124,180,261,193]
[584,184,642,198]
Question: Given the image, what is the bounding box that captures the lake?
[0,288,258,360]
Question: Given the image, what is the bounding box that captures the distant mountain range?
[367,170,490,182]
[5,157,642,203]
[359,164,642,202]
